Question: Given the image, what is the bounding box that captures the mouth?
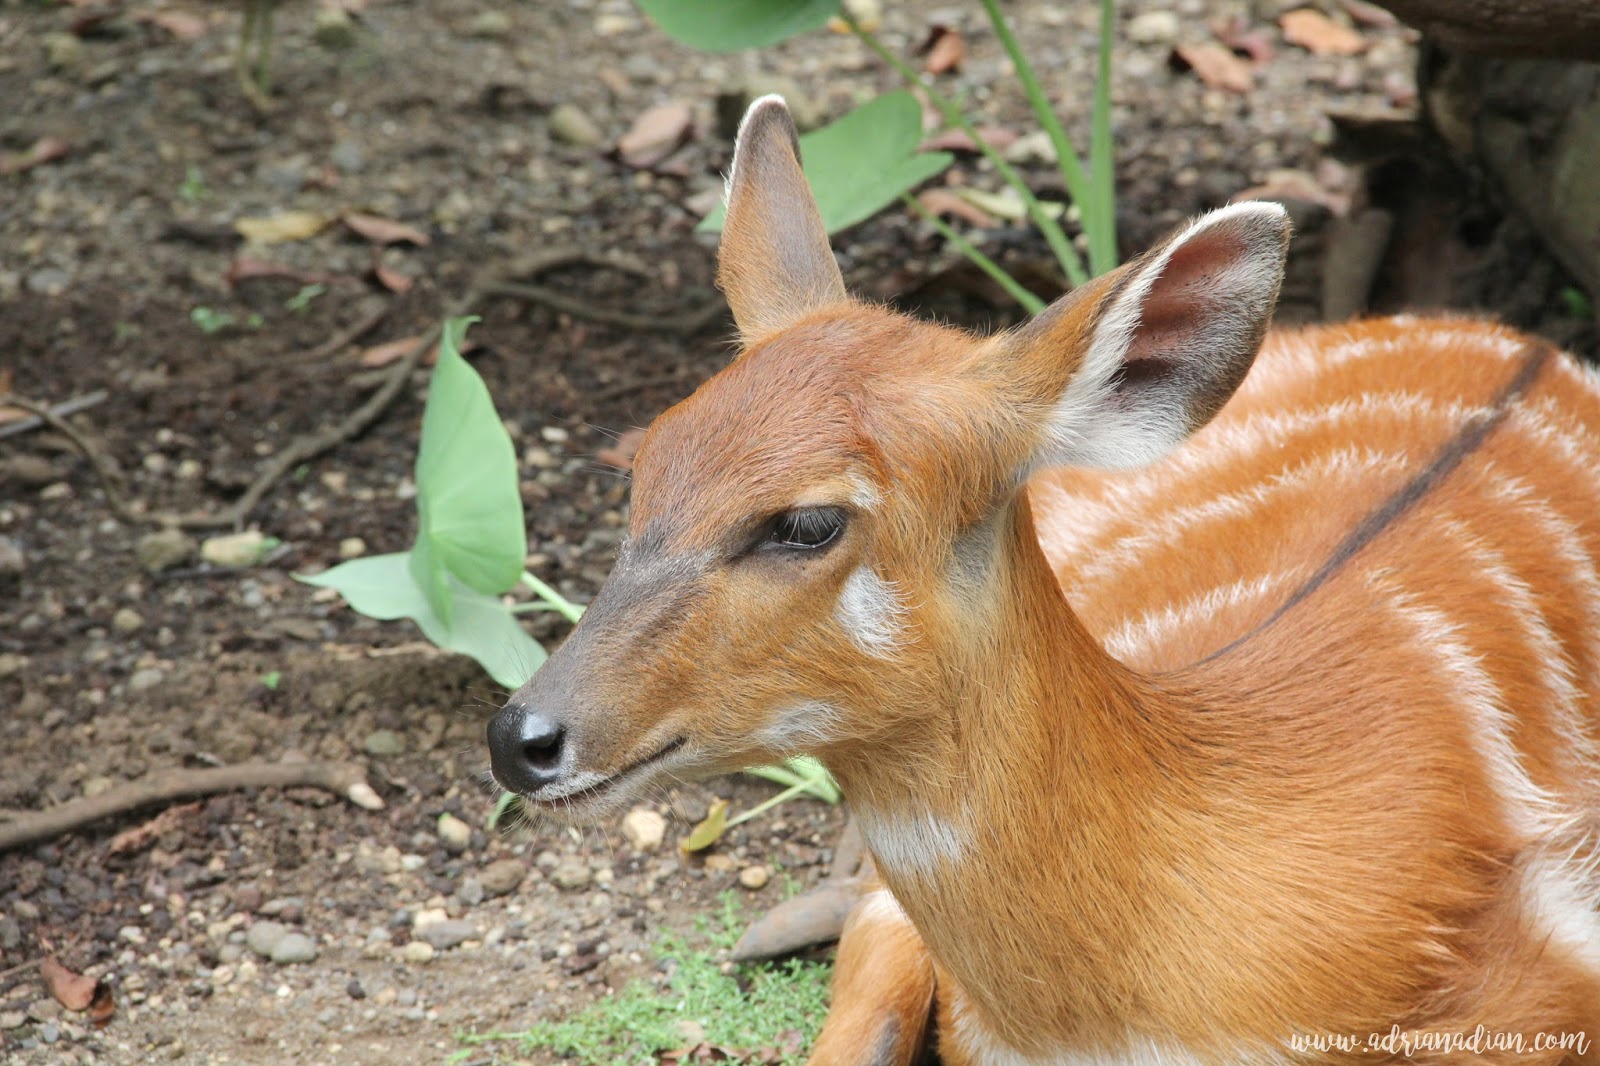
[518,735,688,814]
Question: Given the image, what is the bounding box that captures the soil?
[0,0,1594,1064]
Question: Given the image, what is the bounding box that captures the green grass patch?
[458,894,832,1065]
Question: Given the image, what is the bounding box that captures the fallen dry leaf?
[618,102,693,169]
[920,25,965,74]
[343,212,430,247]
[371,261,414,294]
[108,802,202,856]
[235,211,332,244]
[0,136,71,176]
[920,125,1018,154]
[915,188,998,228]
[359,336,426,368]
[225,256,331,287]
[1233,167,1351,215]
[1280,9,1367,56]
[138,9,212,41]
[41,957,97,1012]
[1171,41,1255,93]
[1211,15,1276,64]
[680,796,729,853]
[595,426,647,471]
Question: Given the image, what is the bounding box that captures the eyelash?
[768,508,846,550]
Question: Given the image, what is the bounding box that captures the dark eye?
[769,507,845,550]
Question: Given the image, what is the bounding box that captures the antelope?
[488,96,1600,1064]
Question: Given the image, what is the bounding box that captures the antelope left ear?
[1020,201,1290,470]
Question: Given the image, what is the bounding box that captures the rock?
[549,857,592,890]
[1003,130,1057,166]
[270,933,318,964]
[201,530,271,568]
[338,536,367,559]
[246,921,289,959]
[0,455,57,487]
[415,920,476,950]
[313,6,358,50]
[136,528,194,574]
[0,917,18,951]
[456,876,485,907]
[738,864,771,890]
[330,140,365,174]
[0,535,23,580]
[128,667,166,692]
[0,1012,24,1031]
[436,812,472,852]
[704,854,736,874]
[479,858,526,898]
[82,776,115,798]
[112,608,144,634]
[549,103,604,148]
[617,102,693,169]
[621,808,666,852]
[400,940,435,964]
[363,729,405,756]
[0,653,28,679]
[43,32,83,72]
[467,10,512,37]
[1127,10,1182,45]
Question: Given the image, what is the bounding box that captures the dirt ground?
[1,0,1595,1063]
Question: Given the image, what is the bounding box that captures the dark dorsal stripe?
[1190,338,1555,669]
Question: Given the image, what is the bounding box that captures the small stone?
[396,988,418,1008]
[201,530,271,568]
[412,908,448,929]
[246,920,289,959]
[400,940,435,964]
[112,608,144,634]
[738,865,771,890]
[703,854,736,874]
[270,933,318,964]
[456,876,485,907]
[0,535,23,580]
[346,979,366,999]
[330,139,365,173]
[1003,130,1057,166]
[0,653,27,679]
[118,925,146,944]
[338,536,367,559]
[313,6,358,49]
[479,858,526,898]
[399,853,427,872]
[621,808,666,852]
[39,1023,59,1044]
[1127,10,1181,45]
[363,729,405,757]
[415,920,476,951]
[82,776,115,798]
[467,10,512,37]
[436,812,472,852]
[44,32,83,71]
[0,917,19,951]
[136,528,195,574]
[0,1012,24,1031]
[128,667,166,692]
[549,103,603,148]
[549,857,591,891]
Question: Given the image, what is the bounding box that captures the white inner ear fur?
[836,566,909,657]
[1045,201,1288,471]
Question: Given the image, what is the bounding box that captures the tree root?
[0,761,383,854]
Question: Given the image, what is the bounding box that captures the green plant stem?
[978,0,1099,266]
[1089,0,1118,275]
[848,17,1089,288]
[902,195,1045,313]
[725,779,815,830]
[519,572,584,624]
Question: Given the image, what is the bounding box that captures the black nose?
[487,706,567,794]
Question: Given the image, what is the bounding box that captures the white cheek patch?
[835,565,909,657]
[757,700,844,754]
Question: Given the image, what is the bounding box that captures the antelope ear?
[717,96,847,342]
[1020,201,1290,470]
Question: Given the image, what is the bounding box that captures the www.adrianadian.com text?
[1287,1025,1592,1058]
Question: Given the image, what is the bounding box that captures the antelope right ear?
[717,96,848,342]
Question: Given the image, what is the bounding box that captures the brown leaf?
[1233,167,1351,216]
[915,189,998,229]
[107,802,201,856]
[358,336,425,368]
[919,125,1017,154]
[0,136,71,176]
[342,212,431,247]
[235,211,332,244]
[1211,15,1276,64]
[371,261,414,294]
[1280,9,1367,56]
[1170,42,1255,93]
[618,102,694,169]
[87,980,116,1028]
[41,956,97,1012]
[138,9,212,41]
[922,26,965,74]
[595,426,647,471]
[225,256,331,287]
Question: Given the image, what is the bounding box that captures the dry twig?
[0,395,140,524]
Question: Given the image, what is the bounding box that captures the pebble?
[400,941,435,964]
[346,979,365,1000]
[363,729,406,756]
[456,876,485,907]
[478,858,526,898]
[313,6,358,49]
[415,920,476,950]
[43,32,82,71]
[112,607,144,634]
[549,103,603,148]
[738,865,771,890]
[621,808,666,852]
[338,536,367,559]
[270,933,318,964]
[201,530,270,568]
[128,667,167,692]
[436,812,472,852]
[396,988,418,1008]
[0,653,28,679]
[0,1012,24,1030]
[467,10,512,37]
[549,857,592,891]
[704,854,736,874]
[136,528,195,574]
[330,139,365,174]
[245,920,289,959]
[0,535,23,580]
[1126,10,1182,45]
